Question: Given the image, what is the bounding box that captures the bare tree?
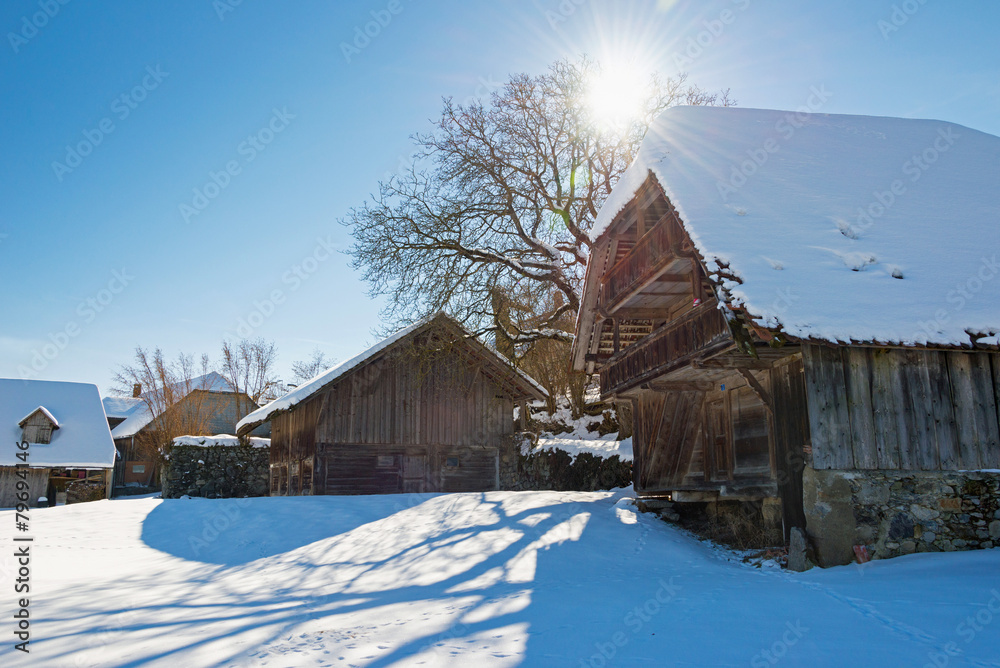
[218,338,279,418]
[345,58,732,346]
[290,348,333,385]
[112,348,215,458]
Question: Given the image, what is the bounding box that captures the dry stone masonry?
[162,436,270,499]
[803,467,1000,566]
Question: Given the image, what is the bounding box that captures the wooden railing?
[600,218,675,309]
[600,300,731,395]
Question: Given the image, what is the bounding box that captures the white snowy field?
[3,491,1000,668]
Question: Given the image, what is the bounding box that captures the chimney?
[132,383,142,398]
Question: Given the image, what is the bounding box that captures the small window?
[132,464,145,474]
[445,456,459,468]
[376,455,395,468]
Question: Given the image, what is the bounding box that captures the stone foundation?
[162,440,270,499]
[803,467,1000,567]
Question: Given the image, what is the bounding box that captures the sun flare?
[584,61,651,132]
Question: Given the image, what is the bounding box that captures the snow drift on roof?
[237,313,547,434]
[592,106,1000,348]
[1,379,115,468]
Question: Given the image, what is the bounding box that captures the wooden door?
[402,454,427,493]
[706,397,732,482]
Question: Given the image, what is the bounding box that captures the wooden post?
[613,318,621,355]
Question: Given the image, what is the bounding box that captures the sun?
[584,60,652,133]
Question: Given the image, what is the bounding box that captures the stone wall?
[803,467,1000,567]
[162,441,269,499]
[499,434,632,491]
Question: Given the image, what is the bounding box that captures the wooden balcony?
[600,300,731,396]
[600,218,677,311]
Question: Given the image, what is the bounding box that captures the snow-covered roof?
[171,434,270,449]
[104,372,239,439]
[18,405,60,428]
[1,379,116,468]
[592,106,1000,348]
[237,313,548,435]
[102,396,145,420]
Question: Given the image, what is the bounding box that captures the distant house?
[102,371,269,492]
[1,379,116,507]
[236,313,547,496]
[572,106,1000,566]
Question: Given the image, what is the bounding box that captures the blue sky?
[2,0,998,396]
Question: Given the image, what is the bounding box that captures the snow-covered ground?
[3,491,999,667]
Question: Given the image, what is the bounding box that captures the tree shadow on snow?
[41,491,657,667]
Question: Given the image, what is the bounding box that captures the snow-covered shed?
[1,378,117,507]
[237,313,547,496]
[572,106,1000,566]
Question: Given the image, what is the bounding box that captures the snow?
[531,404,633,461]
[237,313,547,435]
[593,106,1000,348]
[536,433,633,461]
[172,434,271,449]
[4,491,999,666]
[17,405,59,428]
[0,378,116,468]
[105,372,238,439]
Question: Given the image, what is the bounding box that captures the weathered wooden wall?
[272,341,513,496]
[0,467,49,508]
[21,410,56,443]
[630,355,811,537]
[803,346,1000,471]
[633,368,786,494]
[312,350,512,448]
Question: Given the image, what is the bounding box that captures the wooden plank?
[870,348,902,469]
[844,347,878,469]
[985,352,1000,467]
[802,345,853,469]
[900,350,939,471]
[926,351,960,469]
[947,353,983,469]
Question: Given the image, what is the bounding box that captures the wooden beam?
[643,380,716,392]
[737,369,774,415]
[607,307,671,320]
[695,358,775,370]
[653,273,689,283]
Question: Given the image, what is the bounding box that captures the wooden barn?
[236,313,547,496]
[1,378,117,507]
[573,106,1000,566]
